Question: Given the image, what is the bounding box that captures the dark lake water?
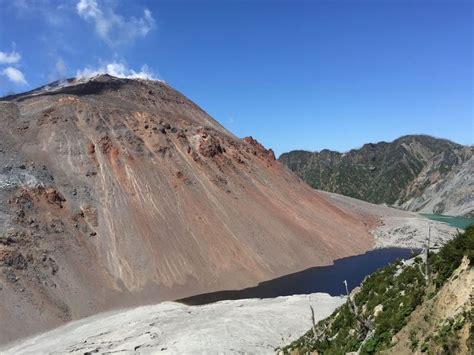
[179,248,416,305]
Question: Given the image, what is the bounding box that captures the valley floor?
[319,190,458,249]
[1,293,345,354]
[1,191,462,354]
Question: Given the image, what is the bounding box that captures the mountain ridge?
[281,134,462,156]
[279,135,473,216]
[0,75,376,343]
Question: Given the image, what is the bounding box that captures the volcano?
[0,75,374,342]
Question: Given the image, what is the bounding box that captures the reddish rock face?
[0,75,374,343]
[243,136,276,161]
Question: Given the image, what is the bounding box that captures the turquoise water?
[421,214,474,229]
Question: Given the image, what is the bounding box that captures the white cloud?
[0,47,27,86]
[76,0,155,47]
[1,67,28,85]
[76,62,157,80]
[0,50,21,64]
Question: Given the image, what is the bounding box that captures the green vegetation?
[409,329,419,351]
[432,312,468,353]
[279,135,466,205]
[280,225,474,354]
[430,225,474,289]
[413,309,472,354]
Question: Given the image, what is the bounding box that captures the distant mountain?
[279,135,473,217]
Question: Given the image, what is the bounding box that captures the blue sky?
[0,0,472,156]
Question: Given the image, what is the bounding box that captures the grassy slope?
[280,225,474,354]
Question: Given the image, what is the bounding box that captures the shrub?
[281,225,473,354]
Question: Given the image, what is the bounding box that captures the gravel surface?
[1,293,345,354]
[318,190,458,249]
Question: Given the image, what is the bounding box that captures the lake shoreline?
[177,247,417,306]
[421,213,474,229]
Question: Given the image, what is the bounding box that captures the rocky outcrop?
[397,153,474,217]
[243,136,276,161]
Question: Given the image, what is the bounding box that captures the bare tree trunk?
[344,280,357,316]
[344,280,373,332]
[309,303,318,339]
[425,226,431,285]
